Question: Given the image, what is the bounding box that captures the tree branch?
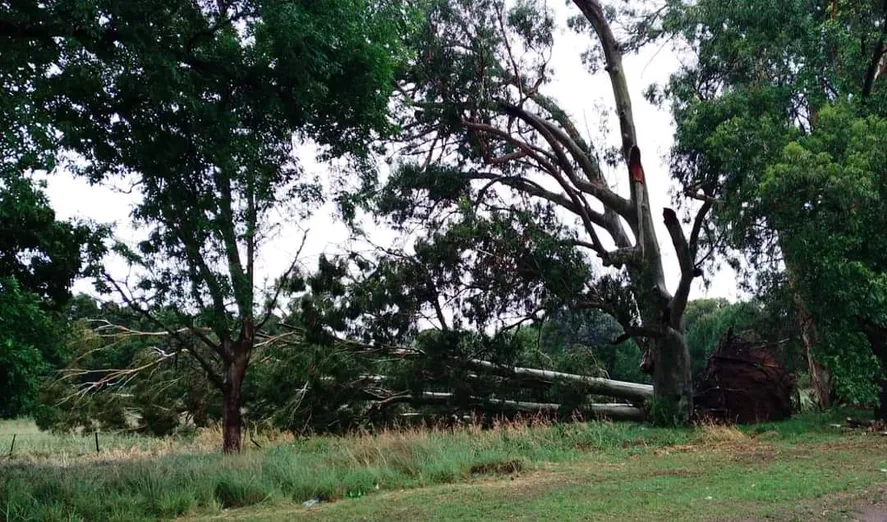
[257,229,309,330]
[862,0,887,97]
[571,0,637,159]
[215,169,250,320]
[104,276,226,389]
[662,205,709,328]
[461,119,560,175]
[501,104,635,221]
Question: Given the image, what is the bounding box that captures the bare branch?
[684,191,721,204]
[662,204,710,328]
[461,119,560,175]
[501,104,635,221]
[257,228,309,330]
[104,276,226,388]
[689,200,714,257]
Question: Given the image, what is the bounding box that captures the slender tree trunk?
[877,375,887,422]
[784,257,832,409]
[864,324,887,421]
[797,306,832,409]
[222,352,248,454]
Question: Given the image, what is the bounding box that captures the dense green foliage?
[315,0,718,420]
[0,176,104,306]
[655,0,887,406]
[2,0,886,439]
[0,175,105,417]
[762,107,887,403]
[0,278,64,417]
[2,0,414,450]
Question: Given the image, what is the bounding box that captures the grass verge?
[0,411,880,521]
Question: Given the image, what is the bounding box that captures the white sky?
[43,2,741,303]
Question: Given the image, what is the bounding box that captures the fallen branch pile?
[693,329,795,424]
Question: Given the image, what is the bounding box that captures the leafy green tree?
[656,0,887,409]
[3,0,413,451]
[0,175,105,305]
[0,174,105,416]
[761,107,886,409]
[350,0,714,421]
[0,278,65,417]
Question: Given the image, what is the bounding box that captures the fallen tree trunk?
[274,326,652,402]
[369,391,645,421]
[464,359,653,402]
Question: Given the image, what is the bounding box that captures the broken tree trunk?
[284,326,653,404]
[375,391,645,421]
[464,358,653,403]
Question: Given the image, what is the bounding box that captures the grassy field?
[2,413,886,521]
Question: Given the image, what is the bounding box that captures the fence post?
[95,432,100,454]
[8,434,15,457]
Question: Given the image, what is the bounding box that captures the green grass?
[1,412,884,521]
[258,438,887,521]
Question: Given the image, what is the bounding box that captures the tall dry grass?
[0,411,849,521]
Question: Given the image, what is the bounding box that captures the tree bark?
[650,326,693,422]
[799,315,832,410]
[222,351,248,454]
[378,391,646,421]
[864,323,887,420]
[463,358,653,402]
[784,258,832,409]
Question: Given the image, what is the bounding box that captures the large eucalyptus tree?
[371,0,713,421]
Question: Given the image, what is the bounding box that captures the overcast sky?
[42,1,742,303]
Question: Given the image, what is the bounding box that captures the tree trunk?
[222,354,248,454]
[650,326,693,423]
[865,324,887,421]
[784,258,832,409]
[375,391,646,421]
[876,376,887,422]
[463,358,653,402]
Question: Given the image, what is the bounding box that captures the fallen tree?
[463,359,653,403]
[269,326,653,403]
[246,325,657,430]
[364,391,645,421]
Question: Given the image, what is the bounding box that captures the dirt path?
[851,492,887,522]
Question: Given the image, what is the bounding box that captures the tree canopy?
[2,0,415,451]
[3,0,887,438]
[657,0,887,410]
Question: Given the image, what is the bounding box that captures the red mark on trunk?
[629,146,645,184]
